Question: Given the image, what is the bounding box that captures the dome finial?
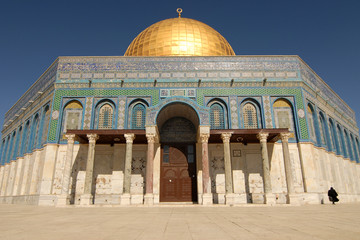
[177,8,182,18]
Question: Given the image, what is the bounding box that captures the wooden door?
[160,144,197,202]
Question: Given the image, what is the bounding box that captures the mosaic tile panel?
[48,89,159,142]
[197,88,308,140]
[262,96,273,128]
[117,97,126,129]
[229,96,239,129]
[83,97,93,129]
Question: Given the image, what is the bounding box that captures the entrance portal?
[159,117,197,202]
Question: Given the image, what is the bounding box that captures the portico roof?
[67,128,289,144]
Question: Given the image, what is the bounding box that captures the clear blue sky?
[0,0,359,132]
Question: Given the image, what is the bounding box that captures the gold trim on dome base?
[124,11,235,57]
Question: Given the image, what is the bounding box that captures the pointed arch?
[20,121,30,157]
[2,136,10,164]
[337,124,346,157]
[273,98,296,138]
[131,103,146,129]
[318,112,328,148]
[344,129,352,159]
[355,138,360,163]
[329,119,340,154]
[40,105,51,147]
[62,100,83,136]
[13,126,22,159]
[28,114,40,152]
[241,99,262,129]
[307,104,318,143]
[350,134,358,162]
[208,99,227,129]
[95,100,115,129]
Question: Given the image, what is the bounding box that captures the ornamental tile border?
[83,97,93,129]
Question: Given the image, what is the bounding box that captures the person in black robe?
[328,187,339,204]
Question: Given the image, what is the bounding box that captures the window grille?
[243,103,258,129]
[210,103,225,129]
[132,104,146,129]
[98,104,113,129]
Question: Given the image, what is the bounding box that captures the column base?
[251,193,265,204]
[287,193,301,206]
[111,194,121,205]
[144,193,154,205]
[265,193,276,205]
[120,193,131,205]
[56,194,69,206]
[225,193,236,205]
[80,194,93,206]
[202,193,213,205]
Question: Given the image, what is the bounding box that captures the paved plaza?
[0,203,359,240]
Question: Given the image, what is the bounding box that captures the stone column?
[144,133,155,205]
[121,133,135,205]
[57,134,76,206]
[221,132,235,205]
[200,133,212,205]
[280,132,298,204]
[80,133,98,205]
[257,132,275,204]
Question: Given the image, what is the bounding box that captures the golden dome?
[124,12,235,56]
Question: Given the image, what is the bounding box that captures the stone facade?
[0,56,359,206]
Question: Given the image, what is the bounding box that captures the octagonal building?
[0,11,359,206]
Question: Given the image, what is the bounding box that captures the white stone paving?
[0,203,359,240]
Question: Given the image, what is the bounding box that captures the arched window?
[273,99,295,138]
[242,102,259,129]
[20,121,30,157]
[210,103,225,129]
[7,131,16,162]
[13,127,22,159]
[337,125,346,157]
[29,114,40,151]
[131,103,146,129]
[329,119,339,154]
[97,103,114,129]
[40,105,51,146]
[62,101,83,136]
[28,114,40,152]
[318,113,327,147]
[3,136,10,164]
[344,130,352,159]
[350,134,358,162]
[0,139,5,165]
[307,104,317,142]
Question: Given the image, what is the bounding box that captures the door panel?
[160,144,197,202]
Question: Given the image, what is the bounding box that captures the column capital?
[124,133,135,143]
[146,133,156,143]
[87,133,99,143]
[64,133,76,143]
[221,132,232,143]
[280,132,291,142]
[257,132,269,143]
[200,133,210,143]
